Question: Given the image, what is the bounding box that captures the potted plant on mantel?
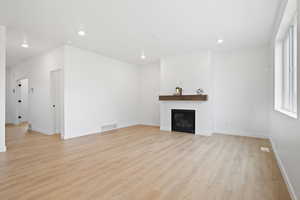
[175,87,183,96]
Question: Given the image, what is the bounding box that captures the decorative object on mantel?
[159,94,208,101]
[196,88,205,95]
[174,87,183,96]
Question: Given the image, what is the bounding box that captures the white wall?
[5,69,14,124]
[5,44,273,140]
[139,62,160,126]
[6,47,64,134]
[160,51,212,95]
[158,48,271,138]
[212,47,271,138]
[63,46,140,139]
[0,26,6,152]
[160,51,214,135]
[17,78,29,123]
[61,46,271,138]
[268,0,300,199]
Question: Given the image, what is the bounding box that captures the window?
[275,15,297,118]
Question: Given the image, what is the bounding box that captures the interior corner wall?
[0,26,6,152]
[63,46,140,139]
[158,48,271,138]
[212,47,272,138]
[268,0,300,199]
[160,51,214,135]
[6,47,64,134]
[139,62,160,126]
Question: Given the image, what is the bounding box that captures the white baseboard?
[0,145,7,152]
[195,131,212,136]
[160,126,170,132]
[118,122,140,129]
[63,123,140,140]
[63,128,103,140]
[139,122,160,127]
[270,138,298,200]
[214,130,269,139]
[31,127,54,135]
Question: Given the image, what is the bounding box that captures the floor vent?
[260,147,270,152]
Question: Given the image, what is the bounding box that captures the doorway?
[50,70,63,136]
[16,78,29,124]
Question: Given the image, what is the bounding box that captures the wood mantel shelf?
[159,94,208,101]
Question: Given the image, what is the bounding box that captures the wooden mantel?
[159,94,208,101]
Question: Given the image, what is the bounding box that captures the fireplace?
[171,109,195,134]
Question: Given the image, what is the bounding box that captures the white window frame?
[274,15,297,119]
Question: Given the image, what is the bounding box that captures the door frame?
[50,69,64,138]
[15,77,29,125]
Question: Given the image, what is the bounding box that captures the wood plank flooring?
[0,124,291,200]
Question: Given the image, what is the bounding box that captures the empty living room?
[0,0,299,199]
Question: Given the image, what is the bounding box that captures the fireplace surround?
[159,100,213,136]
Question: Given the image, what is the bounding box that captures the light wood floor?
[0,124,291,200]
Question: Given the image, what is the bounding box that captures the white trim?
[214,131,269,139]
[270,137,298,200]
[274,5,298,119]
[63,128,103,140]
[30,127,55,135]
[0,145,7,152]
[275,108,298,119]
[139,122,160,127]
[63,123,140,140]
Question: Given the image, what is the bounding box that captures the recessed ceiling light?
[21,41,29,48]
[78,30,86,36]
[217,39,224,44]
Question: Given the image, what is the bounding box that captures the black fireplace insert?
[171,109,195,134]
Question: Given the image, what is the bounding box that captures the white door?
[50,70,63,134]
[16,78,29,123]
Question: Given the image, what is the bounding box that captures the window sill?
[275,108,298,119]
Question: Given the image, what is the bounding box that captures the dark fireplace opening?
[171,109,195,134]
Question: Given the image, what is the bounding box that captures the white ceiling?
[0,0,281,67]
